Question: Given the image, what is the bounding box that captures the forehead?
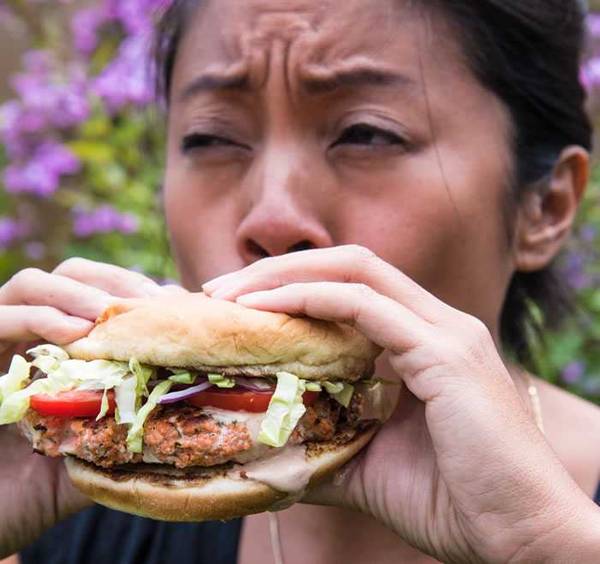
[172,0,468,96]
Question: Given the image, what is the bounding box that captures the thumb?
[301,453,365,510]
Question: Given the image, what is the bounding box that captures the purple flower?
[3,142,81,197]
[24,241,46,261]
[580,225,597,243]
[561,361,585,385]
[92,34,155,111]
[580,57,600,90]
[22,50,52,75]
[118,213,139,234]
[588,14,600,39]
[4,162,59,196]
[39,141,81,173]
[0,217,28,249]
[562,251,592,291]
[72,205,139,238]
[71,7,109,56]
[1,52,90,160]
[72,212,96,238]
[105,0,172,36]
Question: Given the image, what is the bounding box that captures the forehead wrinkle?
[175,1,429,105]
[298,60,415,95]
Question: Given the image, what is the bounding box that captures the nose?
[236,145,333,263]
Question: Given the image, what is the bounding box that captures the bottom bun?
[65,423,378,522]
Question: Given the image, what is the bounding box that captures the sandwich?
[0,293,397,521]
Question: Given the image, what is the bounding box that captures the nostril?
[287,240,314,253]
[245,239,270,259]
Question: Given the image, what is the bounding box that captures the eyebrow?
[178,64,413,102]
[301,67,413,94]
[179,71,250,101]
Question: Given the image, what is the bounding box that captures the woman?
[2,0,600,562]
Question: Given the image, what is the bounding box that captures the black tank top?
[20,505,242,564]
[20,483,600,564]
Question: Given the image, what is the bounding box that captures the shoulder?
[535,378,600,498]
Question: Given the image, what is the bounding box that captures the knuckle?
[353,282,374,300]
[345,244,377,262]
[53,256,89,275]
[464,314,490,339]
[0,268,47,305]
[10,268,45,289]
[343,245,379,281]
[458,315,494,356]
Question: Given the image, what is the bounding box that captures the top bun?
[65,293,380,381]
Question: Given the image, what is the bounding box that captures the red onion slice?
[158,381,214,404]
[234,377,274,391]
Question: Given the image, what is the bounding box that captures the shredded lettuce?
[0,377,59,424]
[323,382,354,408]
[167,370,196,384]
[126,380,173,453]
[29,344,67,376]
[208,373,235,388]
[258,372,306,448]
[114,375,137,424]
[129,358,154,408]
[0,355,31,404]
[0,346,149,425]
[304,381,321,392]
[66,360,129,390]
[96,388,110,421]
[27,344,69,362]
[300,380,355,407]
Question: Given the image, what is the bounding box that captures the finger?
[301,462,359,510]
[203,245,449,322]
[0,305,94,347]
[53,258,167,298]
[236,282,429,355]
[0,268,114,320]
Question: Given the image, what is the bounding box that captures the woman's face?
[164,0,516,336]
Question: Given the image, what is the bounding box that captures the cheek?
[163,163,245,287]
[332,148,512,313]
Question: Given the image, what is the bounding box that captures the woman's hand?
[0,258,186,558]
[203,245,600,563]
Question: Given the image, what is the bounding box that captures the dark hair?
[154,0,593,364]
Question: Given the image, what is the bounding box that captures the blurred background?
[0,0,599,400]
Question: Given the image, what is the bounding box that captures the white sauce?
[235,445,313,494]
[198,407,265,441]
[357,381,401,422]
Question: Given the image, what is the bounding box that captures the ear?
[514,146,589,272]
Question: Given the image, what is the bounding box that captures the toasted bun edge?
[65,425,378,522]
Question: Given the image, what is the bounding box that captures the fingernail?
[68,318,94,331]
[203,274,235,294]
[235,292,266,306]
[211,286,238,300]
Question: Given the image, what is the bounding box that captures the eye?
[331,123,406,148]
[180,133,248,154]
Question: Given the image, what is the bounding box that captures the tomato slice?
[30,390,116,418]
[186,388,319,413]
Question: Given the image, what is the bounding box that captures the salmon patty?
[19,395,360,468]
